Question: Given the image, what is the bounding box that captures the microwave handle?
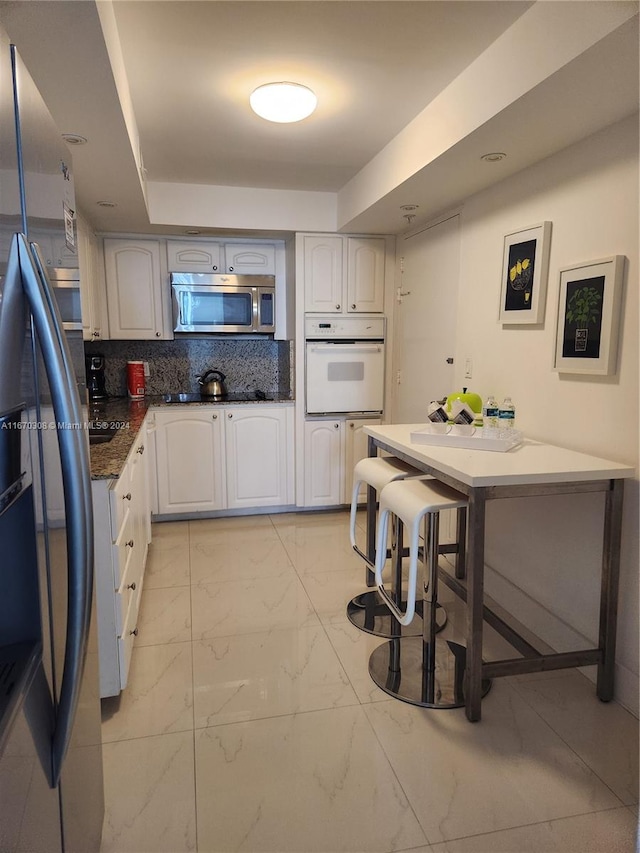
[171,286,181,330]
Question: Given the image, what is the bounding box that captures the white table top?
[365,424,635,488]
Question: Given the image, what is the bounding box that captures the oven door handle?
[307,344,383,354]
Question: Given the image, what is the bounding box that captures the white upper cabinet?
[166,240,222,272]
[104,239,171,339]
[302,234,385,313]
[346,237,385,313]
[167,239,276,275]
[302,235,343,313]
[77,212,108,341]
[223,243,276,275]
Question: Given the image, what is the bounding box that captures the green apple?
[446,387,483,414]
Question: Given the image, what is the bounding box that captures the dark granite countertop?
[88,393,294,480]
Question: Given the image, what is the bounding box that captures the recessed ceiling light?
[400,204,419,212]
[62,133,87,145]
[250,82,317,123]
[481,152,507,162]
[96,200,117,208]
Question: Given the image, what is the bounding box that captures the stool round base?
[347,592,447,638]
[368,636,492,709]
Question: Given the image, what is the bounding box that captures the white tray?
[410,425,523,452]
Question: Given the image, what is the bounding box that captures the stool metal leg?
[369,510,492,709]
[348,518,423,637]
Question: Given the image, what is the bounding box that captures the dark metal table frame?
[367,434,626,722]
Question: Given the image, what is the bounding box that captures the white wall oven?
[171,272,275,334]
[305,316,385,415]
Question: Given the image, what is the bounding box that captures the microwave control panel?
[304,315,385,340]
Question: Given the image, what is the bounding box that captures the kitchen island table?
[364,424,634,722]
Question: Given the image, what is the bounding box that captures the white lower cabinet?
[225,407,294,508]
[345,417,382,503]
[151,404,294,515]
[152,409,225,514]
[303,416,381,507]
[303,419,344,507]
[93,420,151,697]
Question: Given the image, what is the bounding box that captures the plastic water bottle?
[498,396,516,431]
[482,395,499,433]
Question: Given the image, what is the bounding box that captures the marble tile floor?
[99,511,639,853]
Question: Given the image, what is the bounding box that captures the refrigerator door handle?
[16,234,94,786]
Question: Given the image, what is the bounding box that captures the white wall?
[449,114,638,713]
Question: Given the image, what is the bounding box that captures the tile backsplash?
[85,338,292,398]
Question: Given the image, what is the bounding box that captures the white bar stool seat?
[369,477,491,708]
[347,456,447,639]
[349,456,420,554]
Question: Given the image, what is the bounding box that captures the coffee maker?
[86,354,108,401]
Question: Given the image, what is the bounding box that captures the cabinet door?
[167,240,222,272]
[303,419,344,507]
[225,406,292,507]
[154,409,225,514]
[303,235,343,312]
[345,418,381,504]
[77,221,93,341]
[346,237,385,313]
[78,215,108,341]
[224,243,276,275]
[104,239,166,339]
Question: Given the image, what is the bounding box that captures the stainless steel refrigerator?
[0,22,104,853]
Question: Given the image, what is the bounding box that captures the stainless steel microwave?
[170,273,275,334]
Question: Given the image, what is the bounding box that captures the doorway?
[391,214,460,423]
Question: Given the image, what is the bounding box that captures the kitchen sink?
[88,422,121,445]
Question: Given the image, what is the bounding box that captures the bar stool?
[347,456,446,639]
[368,477,491,708]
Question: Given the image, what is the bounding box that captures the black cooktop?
[162,390,272,404]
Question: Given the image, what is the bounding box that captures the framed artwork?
[553,255,625,376]
[499,221,552,325]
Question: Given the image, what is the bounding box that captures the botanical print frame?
[499,221,552,325]
[553,255,625,376]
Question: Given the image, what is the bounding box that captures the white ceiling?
[0,1,637,236]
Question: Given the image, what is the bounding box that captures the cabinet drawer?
[109,463,132,539]
[117,571,142,691]
[112,509,134,589]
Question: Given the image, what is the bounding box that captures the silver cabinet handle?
[130,628,138,637]
[228,413,233,418]
[212,265,218,271]
[334,423,339,429]
[155,331,161,337]
[212,413,218,420]
[335,304,340,310]
[228,265,234,272]
[127,582,136,590]
[351,303,356,309]
[126,539,134,548]
[123,492,132,501]
[137,445,144,454]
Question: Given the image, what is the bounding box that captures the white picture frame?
[499,221,552,325]
[553,255,625,376]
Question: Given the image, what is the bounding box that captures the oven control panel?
[304,315,385,339]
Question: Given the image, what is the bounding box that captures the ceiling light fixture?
[185,229,201,235]
[62,133,87,145]
[96,200,117,208]
[250,82,317,123]
[481,152,507,162]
